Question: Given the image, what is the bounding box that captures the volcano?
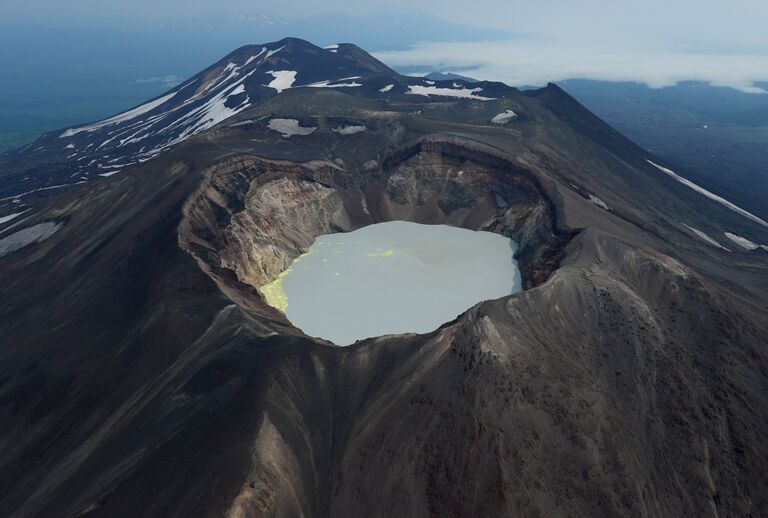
[1,38,767,518]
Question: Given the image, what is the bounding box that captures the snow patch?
[60,91,177,137]
[379,84,394,93]
[267,119,317,138]
[243,48,267,67]
[266,70,297,93]
[265,46,285,59]
[0,182,85,202]
[0,211,26,225]
[406,85,495,101]
[204,63,240,93]
[647,160,768,228]
[588,195,610,210]
[304,77,362,88]
[229,118,264,128]
[98,171,122,178]
[332,125,366,135]
[144,75,254,151]
[724,232,763,250]
[229,84,246,96]
[491,110,518,124]
[65,143,75,149]
[0,222,61,258]
[683,225,727,249]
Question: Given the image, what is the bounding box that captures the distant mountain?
[5,38,397,167]
[0,11,514,153]
[424,71,480,83]
[0,38,514,207]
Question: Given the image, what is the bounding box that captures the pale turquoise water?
[278,221,521,345]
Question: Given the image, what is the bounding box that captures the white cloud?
[375,39,768,93]
[134,75,184,87]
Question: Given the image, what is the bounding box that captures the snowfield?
[647,160,768,228]
[0,222,61,258]
[266,71,297,93]
[332,125,366,135]
[265,46,285,59]
[683,225,728,250]
[406,85,495,101]
[588,195,610,210]
[60,91,178,138]
[243,48,267,67]
[491,110,518,124]
[724,232,767,251]
[159,80,253,147]
[0,212,26,225]
[379,84,394,93]
[267,119,317,138]
[304,77,362,88]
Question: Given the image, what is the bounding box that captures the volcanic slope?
[0,37,510,210]
[1,38,768,518]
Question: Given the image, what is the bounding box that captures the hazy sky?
[2,0,768,91]
[5,0,767,47]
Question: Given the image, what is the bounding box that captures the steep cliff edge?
[179,139,573,318]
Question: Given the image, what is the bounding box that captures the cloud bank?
[376,39,768,93]
[3,1,767,94]
[134,75,184,87]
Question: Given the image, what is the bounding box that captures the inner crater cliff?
[179,139,576,323]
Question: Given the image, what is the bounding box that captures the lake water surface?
[262,221,521,345]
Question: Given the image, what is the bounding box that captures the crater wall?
[179,140,576,319]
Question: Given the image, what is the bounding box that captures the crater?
[260,221,522,345]
[179,140,575,341]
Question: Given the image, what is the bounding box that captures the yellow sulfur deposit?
[367,249,395,257]
[259,250,314,313]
